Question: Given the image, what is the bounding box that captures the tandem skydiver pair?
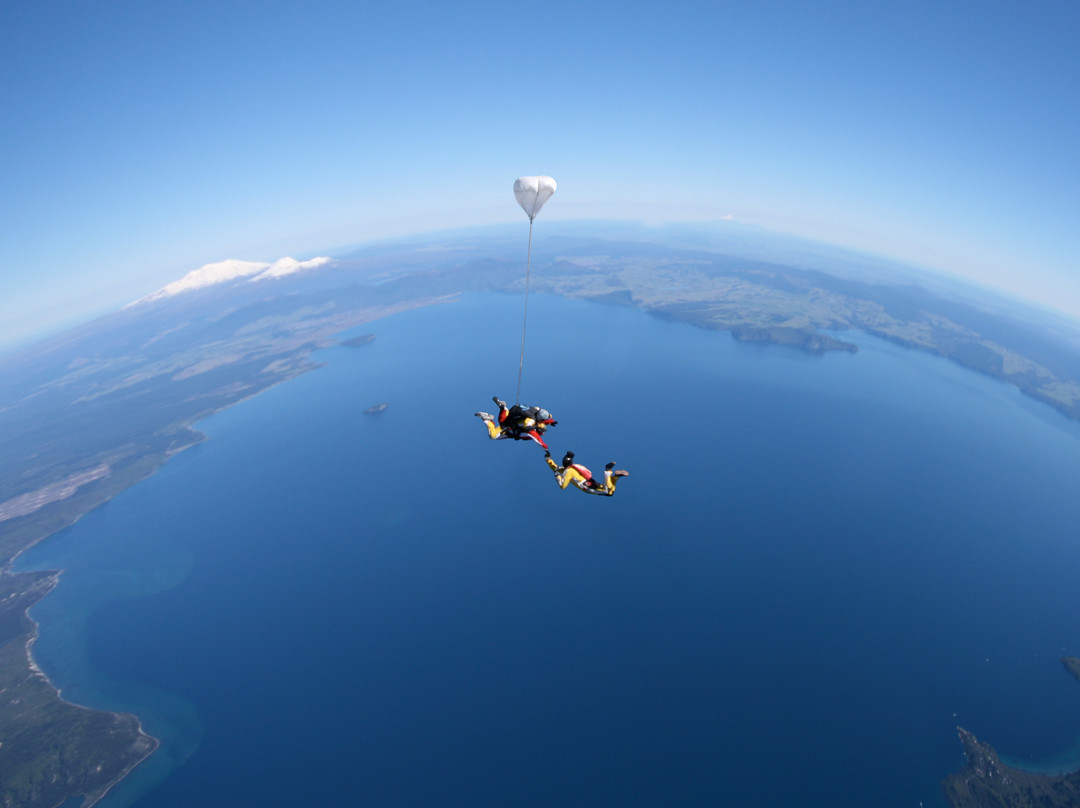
[475,396,630,498]
[475,396,557,450]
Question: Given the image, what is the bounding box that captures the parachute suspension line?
[515,218,535,406]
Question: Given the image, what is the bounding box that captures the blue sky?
[2,0,1078,347]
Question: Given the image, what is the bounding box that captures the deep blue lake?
[16,292,1080,807]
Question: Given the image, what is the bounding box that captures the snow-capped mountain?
[129,256,334,306]
[252,256,333,281]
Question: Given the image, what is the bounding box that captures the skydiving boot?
[493,396,507,410]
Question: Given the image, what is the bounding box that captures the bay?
[17,292,1080,807]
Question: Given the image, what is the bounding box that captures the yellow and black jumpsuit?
[544,454,626,497]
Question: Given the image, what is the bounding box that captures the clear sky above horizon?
[2,0,1078,348]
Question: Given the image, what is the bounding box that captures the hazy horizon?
[6,217,1080,359]
[3,1,1077,348]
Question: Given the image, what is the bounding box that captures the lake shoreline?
[26,602,162,808]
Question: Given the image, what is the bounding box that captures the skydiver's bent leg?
[601,465,629,496]
[574,464,629,496]
[562,466,590,491]
[475,411,504,440]
[494,396,510,426]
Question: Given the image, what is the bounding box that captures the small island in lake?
[1062,656,1080,683]
[342,333,376,347]
[942,656,1080,807]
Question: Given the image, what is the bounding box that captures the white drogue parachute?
[513,176,556,403]
[514,175,557,222]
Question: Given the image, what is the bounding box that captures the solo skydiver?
[544,450,629,496]
[475,396,557,449]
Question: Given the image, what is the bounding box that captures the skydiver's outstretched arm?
[525,430,549,450]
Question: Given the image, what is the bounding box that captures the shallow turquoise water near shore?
[17,292,1080,807]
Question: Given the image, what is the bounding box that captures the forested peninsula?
[942,657,1080,808]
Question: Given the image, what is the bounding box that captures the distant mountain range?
[128,256,335,305]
